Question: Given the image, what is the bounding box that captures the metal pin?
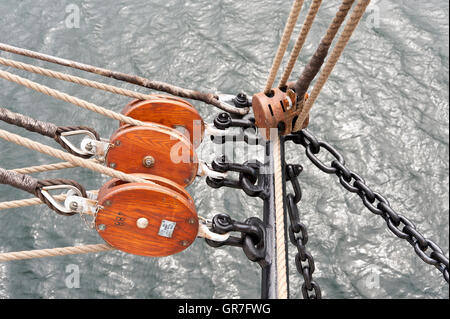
[142,156,155,168]
[180,240,189,247]
[69,201,79,211]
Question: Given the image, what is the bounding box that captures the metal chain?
[285,164,322,299]
[286,130,449,284]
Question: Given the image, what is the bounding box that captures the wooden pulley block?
[252,88,309,140]
[121,96,205,148]
[96,174,198,257]
[106,125,198,187]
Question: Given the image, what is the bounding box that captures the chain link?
[287,130,449,284]
[285,164,322,299]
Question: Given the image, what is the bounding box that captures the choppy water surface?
[0,0,448,299]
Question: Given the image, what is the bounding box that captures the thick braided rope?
[264,0,305,94]
[273,136,288,299]
[0,128,150,185]
[279,0,323,88]
[0,57,156,101]
[12,162,80,174]
[294,0,371,131]
[0,244,115,262]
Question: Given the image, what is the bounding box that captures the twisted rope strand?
[0,69,188,142]
[264,0,305,94]
[0,197,60,210]
[293,0,356,101]
[279,0,323,88]
[0,42,248,115]
[0,244,115,262]
[273,136,288,299]
[12,162,80,175]
[0,128,151,185]
[294,0,371,131]
[0,57,156,101]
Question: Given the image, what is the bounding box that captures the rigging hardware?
[106,124,198,187]
[96,173,198,257]
[121,96,205,148]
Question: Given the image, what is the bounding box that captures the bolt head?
[84,142,93,151]
[136,217,149,229]
[180,240,189,247]
[109,163,117,169]
[98,224,106,231]
[114,140,121,147]
[69,201,79,210]
[142,156,155,168]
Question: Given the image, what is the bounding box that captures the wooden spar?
[0,42,248,115]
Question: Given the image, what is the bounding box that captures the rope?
[0,244,115,262]
[293,0,371,131]
[0,69,151,127]
[278,0,323,88]
[0,167,89,216]
[264,0,305,94]
[293,0,355,101]
[0,189,97,212]
[0,195,65,211]
[0,128,151,185]
[0,107,100,158]
[0,43,248,115]
[0,57,157,101]
[0,69,189,143]
[273,136,288,299]
[12,162,80,174]
[0,167,38,195]
[0,106,57,138]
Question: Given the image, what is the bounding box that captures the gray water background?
[0,0,448,299]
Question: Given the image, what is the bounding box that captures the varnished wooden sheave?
[96,174,198,257]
